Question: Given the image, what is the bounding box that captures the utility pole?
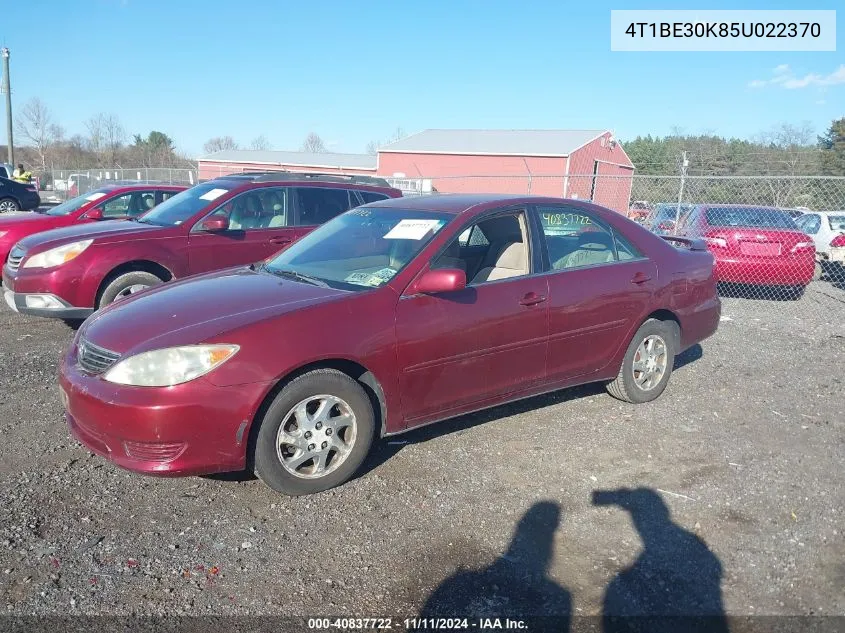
[1,47,12,166]
[673,151,688,235]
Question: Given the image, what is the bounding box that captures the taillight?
[790,241,815,254]
[703,236,727,248]
[831,234,845,248]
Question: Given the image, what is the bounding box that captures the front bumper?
[3,287,93,319]
[59,349,272,476]
[3,262,94,318]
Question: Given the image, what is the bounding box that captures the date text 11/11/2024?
[307,617,529,630]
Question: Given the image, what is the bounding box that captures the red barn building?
[195,130,634,212]
[378,129,634,212]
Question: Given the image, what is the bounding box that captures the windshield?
[705,207,798,230]
[263,207,453,291]
[46,189,112,216]
[137,182,233,226]
[828,215,845,231]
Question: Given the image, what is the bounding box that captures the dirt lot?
[0,280,843,625]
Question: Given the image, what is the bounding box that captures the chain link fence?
[38,168,197,202]
[27,167,845,305]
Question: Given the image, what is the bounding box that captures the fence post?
[673,152,688,235]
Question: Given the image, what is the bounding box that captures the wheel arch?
[244,358,388,472]
[95,260,174,306]
[644,308,682,349]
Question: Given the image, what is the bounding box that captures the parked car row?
[2,179,722,496]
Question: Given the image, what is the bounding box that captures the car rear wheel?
[0,198,20,213]
[98,271,164,308]
[607,319,676,404]
[254,369,375,496]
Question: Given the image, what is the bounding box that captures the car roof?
[364,193,566,215]
[94,183,186,192]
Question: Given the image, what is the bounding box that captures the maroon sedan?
[59,195,721,496]
[677,204,816,298]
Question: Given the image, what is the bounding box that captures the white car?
[795,211,845,278]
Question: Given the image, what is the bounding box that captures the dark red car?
[0,184,184,265]
[676,204,816,297]
[3,173,401,319]
[59,194,720,496]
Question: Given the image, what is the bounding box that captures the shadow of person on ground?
[593,488,728,633]
[419,501,570,632]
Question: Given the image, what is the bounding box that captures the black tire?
[253,369,375,496]
[607,319,676,404]
[98,271,164,308]
[0,198,21,213]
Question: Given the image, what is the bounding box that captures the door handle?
[519,292,547,306]
[631,272,652,285]
[269,236,292,245]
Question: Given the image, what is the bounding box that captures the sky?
[1,0,843,158]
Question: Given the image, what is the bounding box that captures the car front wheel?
[254,369,375,496]
[607,319,676,404]
[98,271,164,308]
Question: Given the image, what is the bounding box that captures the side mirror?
[415,268,466,295]
[200,216,229,232]
[84,206,104,220]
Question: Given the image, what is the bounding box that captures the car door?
[537,204,657,382]
[187,186,293,274]
[395,207,549,425]
[291,187,362,241]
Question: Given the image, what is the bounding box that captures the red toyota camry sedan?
[59,195,721,496]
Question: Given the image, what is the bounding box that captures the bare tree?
[203,136,239,154]
[755,122,818,206]
[300,132,327,153]
[103,115,126,167]
[249,135,270,151]
[85,114,125,167]
[366,127,405,155]
[15,98,60,172]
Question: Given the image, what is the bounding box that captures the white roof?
[379,129,609,157]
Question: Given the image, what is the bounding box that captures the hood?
[17,220,162,251]
[82,267,350,355]
[0,213,55,231]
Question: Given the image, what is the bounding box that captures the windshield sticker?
[345,272,373,284]
[85,192,107,202]
[369,267,397,282]
[198,188,228,202]
[384,219,442,240]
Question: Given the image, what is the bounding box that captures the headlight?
[102,344,239,387]
[24,239,93,269]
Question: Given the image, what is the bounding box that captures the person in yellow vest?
[11,164,32,184]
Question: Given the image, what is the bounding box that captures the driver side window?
[432,211,530,285]
[199,187,289,230]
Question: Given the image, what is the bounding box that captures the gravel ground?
[0,280,843,623]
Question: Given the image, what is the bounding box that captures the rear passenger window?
[613,233,643,261]
[538,205,640,270]
[295,187,356,226]
[359,191,389,204]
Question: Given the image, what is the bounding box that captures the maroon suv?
[3,173,401,319]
